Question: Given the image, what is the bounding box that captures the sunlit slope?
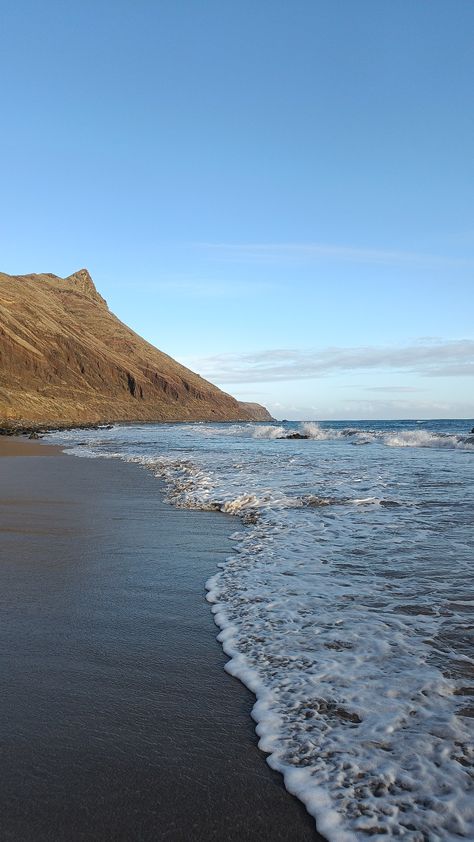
[0,269,271,424]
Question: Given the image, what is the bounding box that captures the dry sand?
[0,446,323,841]
[0,437,63,457]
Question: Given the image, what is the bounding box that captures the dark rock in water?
[29,431,41,439]
[278,433,309,440]
[470,427,474,434]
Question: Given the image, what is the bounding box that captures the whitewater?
[49,419,474,841]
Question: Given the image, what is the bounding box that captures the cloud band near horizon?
[184,339,474,384]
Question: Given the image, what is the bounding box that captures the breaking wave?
[252,424,287,439]
[249,422,474,451]
[384,429,474,450]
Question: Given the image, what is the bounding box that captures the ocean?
[49,419,474,841]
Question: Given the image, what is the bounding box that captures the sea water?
[49,419,474,841]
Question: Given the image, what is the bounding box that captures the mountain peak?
[65,269,108,307]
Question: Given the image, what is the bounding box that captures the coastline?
[0,443,323,840]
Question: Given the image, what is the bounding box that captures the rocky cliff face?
[0,270,272,425]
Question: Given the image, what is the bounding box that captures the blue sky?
[2,0,473,419]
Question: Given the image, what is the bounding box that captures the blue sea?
[50,419,474,841]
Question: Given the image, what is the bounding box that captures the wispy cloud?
[195,242,473,268]
[185,339,474,384]
[348,385,425,394]
[328,398,474,421]
[115,278,275,298]
[264,397,474,422]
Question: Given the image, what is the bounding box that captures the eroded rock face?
[0,270,272,425]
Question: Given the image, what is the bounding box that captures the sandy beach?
[0,437,64,457]
[0,438,322,841]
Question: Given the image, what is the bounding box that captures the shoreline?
[0,444,324,840]
[0,414,274,439]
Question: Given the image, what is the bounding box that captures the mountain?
[0,269,272,425]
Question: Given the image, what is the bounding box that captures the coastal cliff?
[0,270,272,425]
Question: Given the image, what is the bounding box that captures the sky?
[1,0,473,420]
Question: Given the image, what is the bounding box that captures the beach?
[0,438,321,841]
[0,436,64,457]
[38,420,474,841]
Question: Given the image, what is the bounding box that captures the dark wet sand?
[0,447,323,841]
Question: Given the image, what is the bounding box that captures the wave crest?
[252,425,286,439]
[385,430,474,450]
[249,423,474,451]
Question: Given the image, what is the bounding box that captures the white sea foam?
[247,422,474,451]
[301,422,336,439]
[49,420,474,840]
[58,419,474,452]
[251,421,343,441]
[207,507,474,841]
[252,424,287,439]
[384,429,474,450]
